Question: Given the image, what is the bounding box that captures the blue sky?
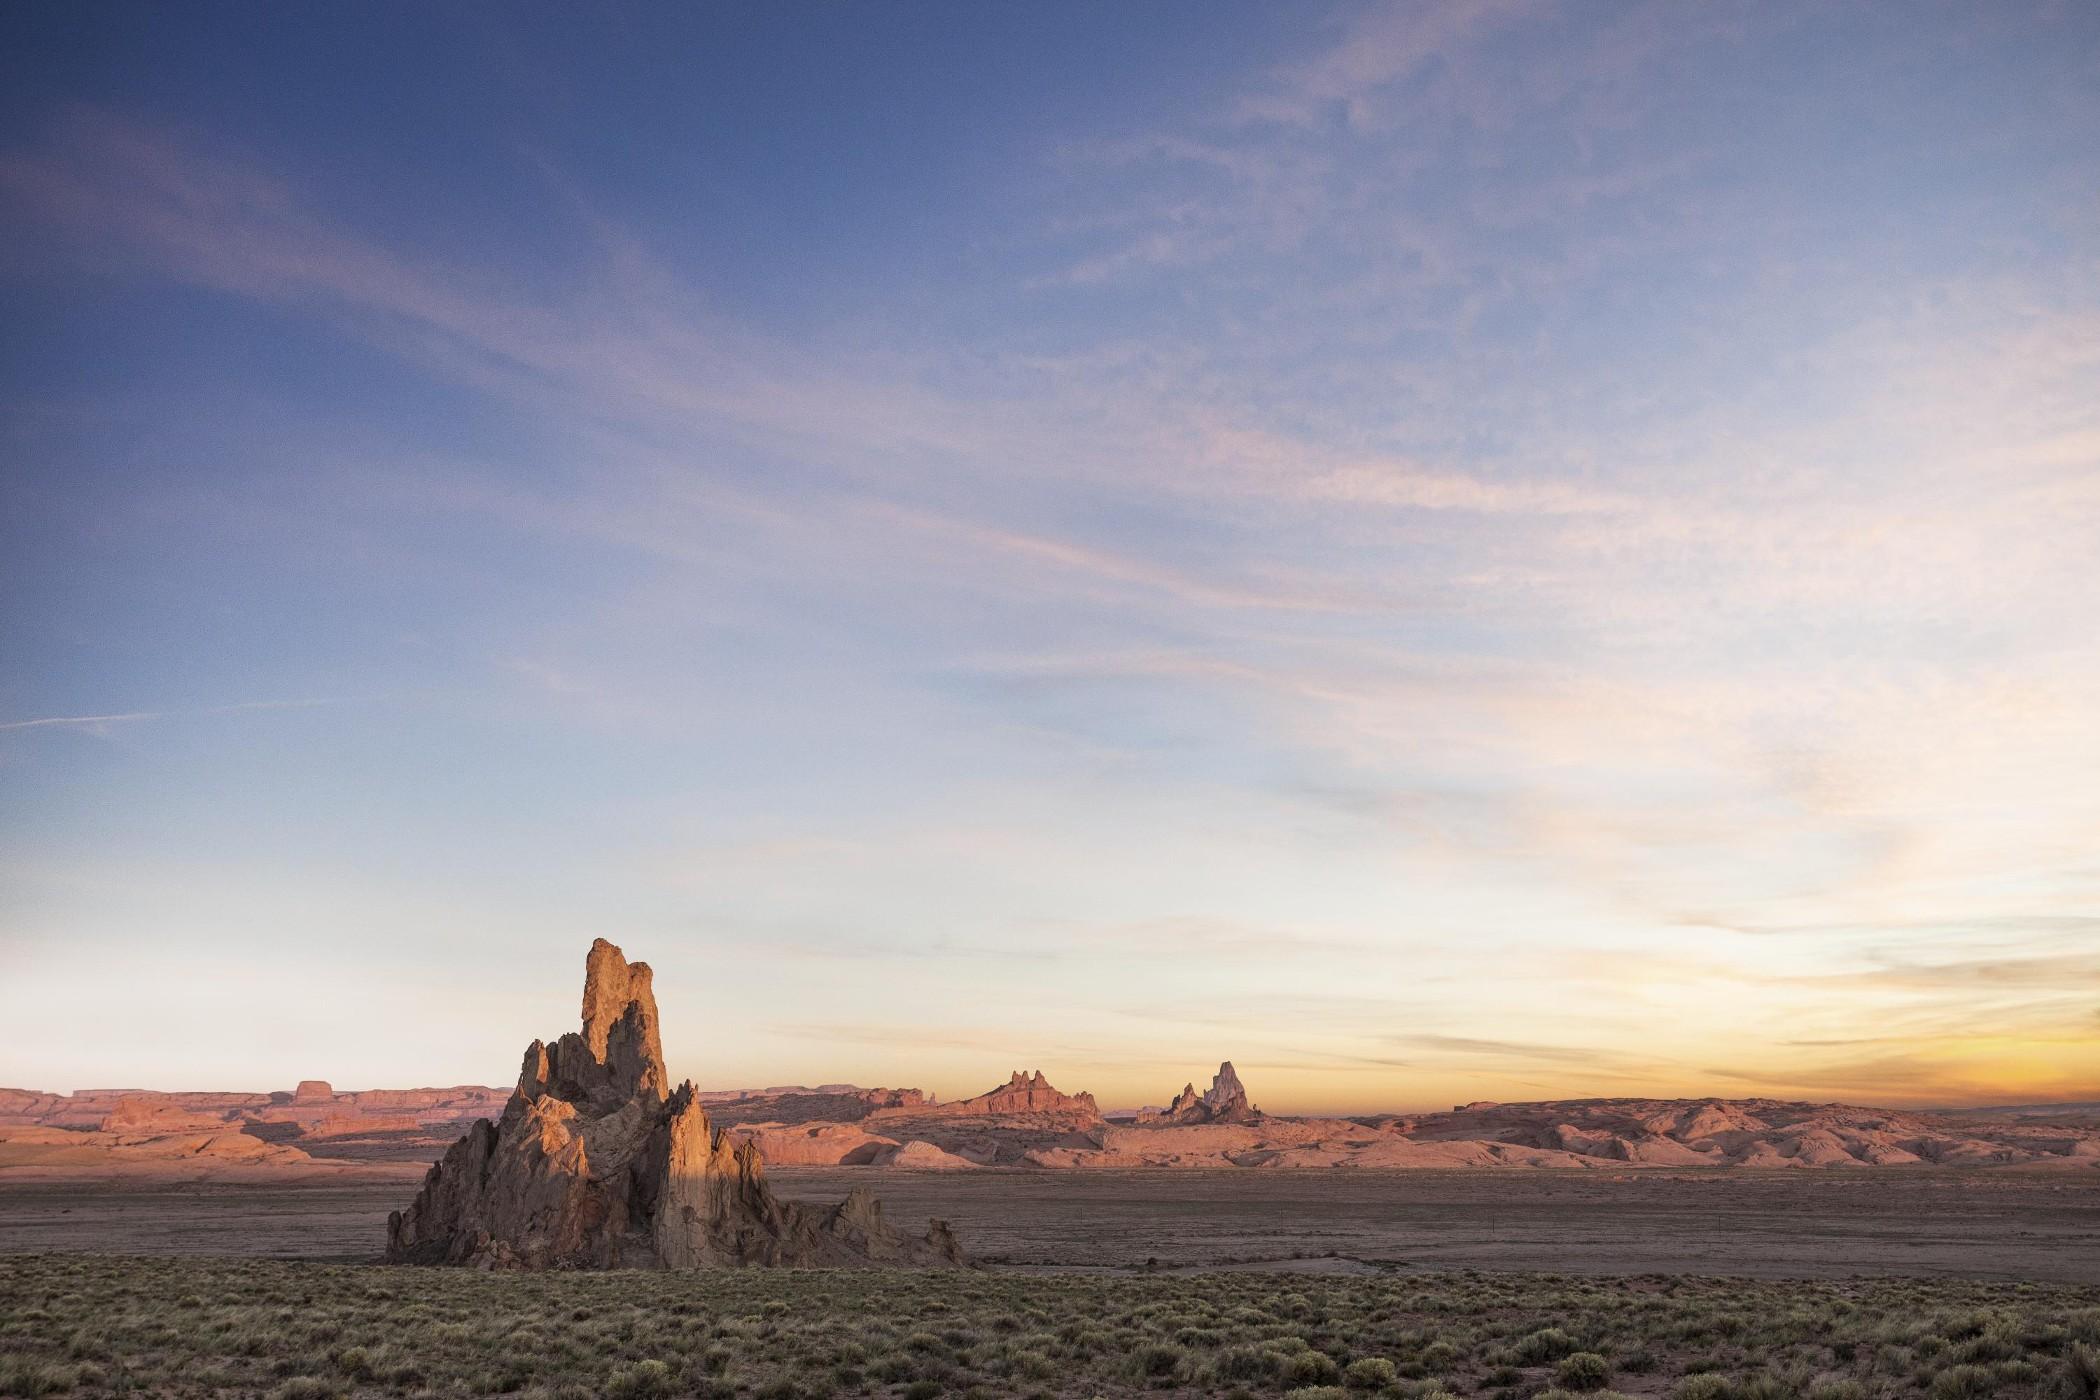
[3,1,2097,1110]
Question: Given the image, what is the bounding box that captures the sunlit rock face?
[385,939,964,1270]
[1144,1061,1262,1125]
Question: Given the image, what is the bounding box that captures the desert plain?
[6,943,2100,1400]
[5,1170,2100,1400]
[7,1071,2100,1399]
[10,0,2100,1396]
[4,1167,2100,1282]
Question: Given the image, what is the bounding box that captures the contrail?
[0,697,353,732]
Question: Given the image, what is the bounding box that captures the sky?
[2,2,2097,1114]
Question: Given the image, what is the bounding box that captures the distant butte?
[1141,1061,1262,1125]
[881,1070,1101,1120]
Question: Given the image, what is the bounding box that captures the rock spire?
[1145,1060,1260,1124]
[386,939,964,1270]
[1203,1061,1249,1113]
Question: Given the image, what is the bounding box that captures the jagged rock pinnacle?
[1144,1059,1260,1124]
[1203,1061,1247,1112]
[386,939,964,1270]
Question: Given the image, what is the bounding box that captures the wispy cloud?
[4,8,2097,1107]
[1387,1033,1621,1066]
[1233,0,1535,130]
[0,697,352,735]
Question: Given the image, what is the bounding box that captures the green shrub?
[606,1360,674,1400]
[2064,1343,2100,1400]
[0,1366,81,1399]
[1286,1351,1342,1386]
[1930,1364,1995,1400]
[1808,1383,1866,1400]
[1557,1352,1612,1391]
[1516,1328,1579,1364]
[1345,1356,1397,1388]
[1953,1332,2019,1366]
[1129,1341,1186,1380]
[1420,1340,1460,1373]
[1216,1346,1275,1380]
[1735,1371,1796,1400]
[269,1381,340,1400]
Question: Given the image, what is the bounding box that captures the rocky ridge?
[0,1083,507,1158]
[9,1076,2096,1179]
[703,1091,2100,1171]
[865,1070,1099,1121]
[383,939,964,1269]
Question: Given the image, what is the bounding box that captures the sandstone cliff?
[384,939,964,1270]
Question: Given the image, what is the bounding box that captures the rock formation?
[0,1084,510,1145]
[1144,1061,1261,1124]
[1203,1061,1252,1114]
[384,939,965,1270]
[97,1095,232,1135]
[704,1086,927,1127]
[7,1076,2099,1175]
[875,1070,1099,1120]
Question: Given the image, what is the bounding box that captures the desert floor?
[4,1252,2098,1400]
[2,1168,2096,1283]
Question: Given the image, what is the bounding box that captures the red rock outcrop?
[873,1070,1099,1121]
[97,1096,236,1135]
[384,939,965,1270]
[1141,1061,1261,1124]
[875,1139,981,1169]
[730,1123,901,1165]
[705,1086,928,1127]
[299,1113,423,1139]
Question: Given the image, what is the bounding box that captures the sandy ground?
[3,1167,2095,1282]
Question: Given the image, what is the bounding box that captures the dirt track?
[2,1168,2094,1281]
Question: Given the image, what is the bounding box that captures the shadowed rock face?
[385,939,965,1270]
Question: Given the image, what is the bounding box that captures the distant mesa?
[967,1070,1098,1117]
[1140,1061,1261,1124]
[870,1069,1100,1123]
[97,1095,232,1136]
[384,938,965,1270]
[703,1085,927,1128]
